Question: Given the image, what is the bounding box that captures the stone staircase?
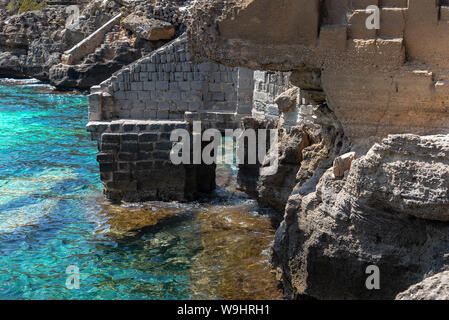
[83,24,131,63]
[318,0,410,52]
[50,12,143,90]
[62,13,123,65]
[88,35,242,123]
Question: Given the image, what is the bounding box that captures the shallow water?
[0,80,282,300]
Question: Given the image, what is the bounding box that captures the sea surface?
[0,79,282,300]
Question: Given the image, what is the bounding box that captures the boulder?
[332,151,356,178]
[122,14,174,41]
[272,134,449,299]
[396,271,449,300]
[275,87,299,113]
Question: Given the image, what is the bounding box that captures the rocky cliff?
[187,0,449,299]
[0,0,190,89]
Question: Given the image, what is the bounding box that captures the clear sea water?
[0,80,281,300]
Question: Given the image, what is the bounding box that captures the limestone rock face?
[187,0,320,69]
[0,8,66,81]
[0,3,123,83]
[188,0,449,299]
[0,52,24,78]
[396,271,449,300]
[348,134,449,222]
[0,0,187,88]
[257,125,311,212]
[122,14,174,41]
[188,0,449,149]
[272,134,449,299]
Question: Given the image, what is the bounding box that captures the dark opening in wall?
[320,0,348,26]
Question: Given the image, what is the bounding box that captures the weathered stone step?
[346,38,405,67]
[348,9,378,39]
[379,7,407,38]
[351,0,379,10]
[185,111,239,131]
[348,7,407,39]
[433,70,449,93]
[380,0,408,8]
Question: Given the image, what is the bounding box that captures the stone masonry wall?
[88,35,247,123]
[86,119,216,202]
[86,35,310,203]
[86,35,255,202]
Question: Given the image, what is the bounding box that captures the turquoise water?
[0,80,281,300]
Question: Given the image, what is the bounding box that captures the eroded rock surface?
[122,14,174,41]
[348,134,449,222]
[0,0,190,89]
[272,134,449,299]
[0,7,68,80]
[396,271,449,300]
[257,125,311,212]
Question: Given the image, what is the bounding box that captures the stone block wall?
[251,70,317,129]
[86,34,328,203]
[86,35,256,202]
[88,35,247,123]
[87,119,215,202]
[236,67,255,118]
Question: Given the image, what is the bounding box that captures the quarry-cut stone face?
[215,0,319,46]
[187,0,449,148]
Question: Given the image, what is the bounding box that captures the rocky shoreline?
[0,0,188,90]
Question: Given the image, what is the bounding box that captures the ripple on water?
[0,80,283,300]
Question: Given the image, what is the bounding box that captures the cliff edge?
[187,0,449,299]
